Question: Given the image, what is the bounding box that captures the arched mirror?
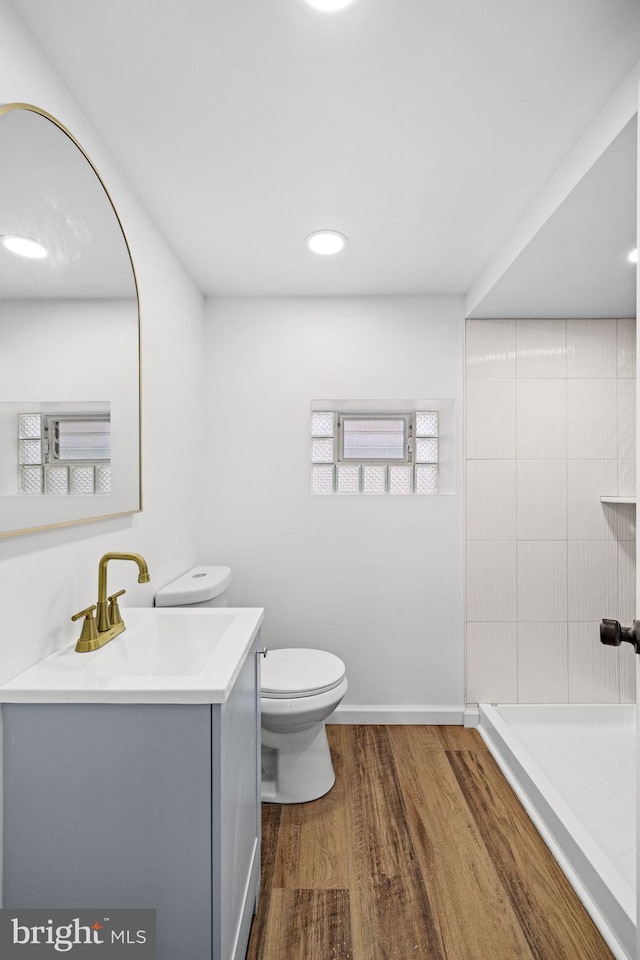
[0,103,141,537]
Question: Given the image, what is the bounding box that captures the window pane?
[20,465,43,495]
[311,464,334,494]
[44,465,69,495]
[415,437,438,463]
[19,439,42,464]
[337,464,360,493]
[415,464,439,494]
[311,412,334,437]
[362,464,386,494]
[69,465,95,495]
[342,418,405,460]
[388,465,413,494]
[54,419,111,462]
[416,411,438,437]
[311,438,334,463]
[19,414,41,439]
[95,464,112,494]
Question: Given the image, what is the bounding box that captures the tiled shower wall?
[465,318,636,704]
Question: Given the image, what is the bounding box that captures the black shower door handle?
[600,618,640,653]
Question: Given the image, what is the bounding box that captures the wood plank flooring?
[247,725,616,960]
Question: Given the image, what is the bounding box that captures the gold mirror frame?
[0,103,142,537]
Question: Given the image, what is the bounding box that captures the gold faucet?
[72,552,150,652]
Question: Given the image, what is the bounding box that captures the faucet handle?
[108,589,126,627]
[71,605,100,652]
[72,604,97,623]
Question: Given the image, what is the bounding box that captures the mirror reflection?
[0,103,140,537]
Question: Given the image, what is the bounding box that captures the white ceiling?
[470,116,638,318]
[8,0,640,307]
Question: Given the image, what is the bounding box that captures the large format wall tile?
[466,460,516,540]
[466,380,516,459]
[567,540,618,622]
[516,379,566,459]
[566,318,617,379]
[615,501,636,541]
[466,540,516,621]
[517,541,567,621]
[617,538,636,623]
[566,460,617,540]
[466,318,515,379]
[617,459,636,498]
[566,379,617,459]
[619,644,636,704]
[465,317,635,707]
[568,622,619,703]
[516,459,567,540]
[517,622,568,702]
[515,319,566,378]
[466,622,517,703]
[617,378,636,461]
[617,318,636,379]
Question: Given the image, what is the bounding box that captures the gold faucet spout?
[96,552,150,632]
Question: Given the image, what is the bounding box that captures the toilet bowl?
[260,648,348,804]
[154,568,348,805]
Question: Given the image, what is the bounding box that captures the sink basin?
[0,607,264,704]
[92,610,237,677]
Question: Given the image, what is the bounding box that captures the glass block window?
[17,412,111,496]
[389,464,413,495]
[311,411,334,437]
[341,417,407,461]
[312,438,334,463]
[336,464,360,493]
[415,437,438,463]
[19,414,42,439]
[311,408,440,495]
[19,439,43,464]
[311,464,334,495]
[416,464,439,495]
[44,465,70,495]
[70,465,95,495]
[363,464,387,495]
[20,465,43,495]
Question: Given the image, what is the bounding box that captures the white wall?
[466,316,636,705]
[203,296,465,721]
[0,3,206,684]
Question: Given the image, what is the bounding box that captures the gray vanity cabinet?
[2,640,261,960]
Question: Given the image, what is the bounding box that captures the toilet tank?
[154,566,232,608]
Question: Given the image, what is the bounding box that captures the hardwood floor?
[247,725,616,960]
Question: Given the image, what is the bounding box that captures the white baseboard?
[464,705,480,727]
[331,704,465,725]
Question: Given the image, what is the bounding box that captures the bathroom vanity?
[0,607,264,960]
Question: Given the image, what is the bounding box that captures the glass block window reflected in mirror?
[311,406,441,495]
[17,412,111,496]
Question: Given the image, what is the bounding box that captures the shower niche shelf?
[600,496,636,504]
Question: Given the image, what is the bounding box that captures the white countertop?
[0,606,264,704]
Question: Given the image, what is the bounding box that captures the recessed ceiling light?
[1,234,48,259]
[306,0,355,11]
[306,230,347,255]
[627,247,638,264]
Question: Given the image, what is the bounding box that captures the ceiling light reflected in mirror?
[1,234,48,259]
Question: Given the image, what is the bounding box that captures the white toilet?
[261,648,348,804]
[155,567,348,805]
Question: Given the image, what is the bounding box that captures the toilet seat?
[261,648,346,699]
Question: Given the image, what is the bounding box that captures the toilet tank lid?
[154,566,232,606]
